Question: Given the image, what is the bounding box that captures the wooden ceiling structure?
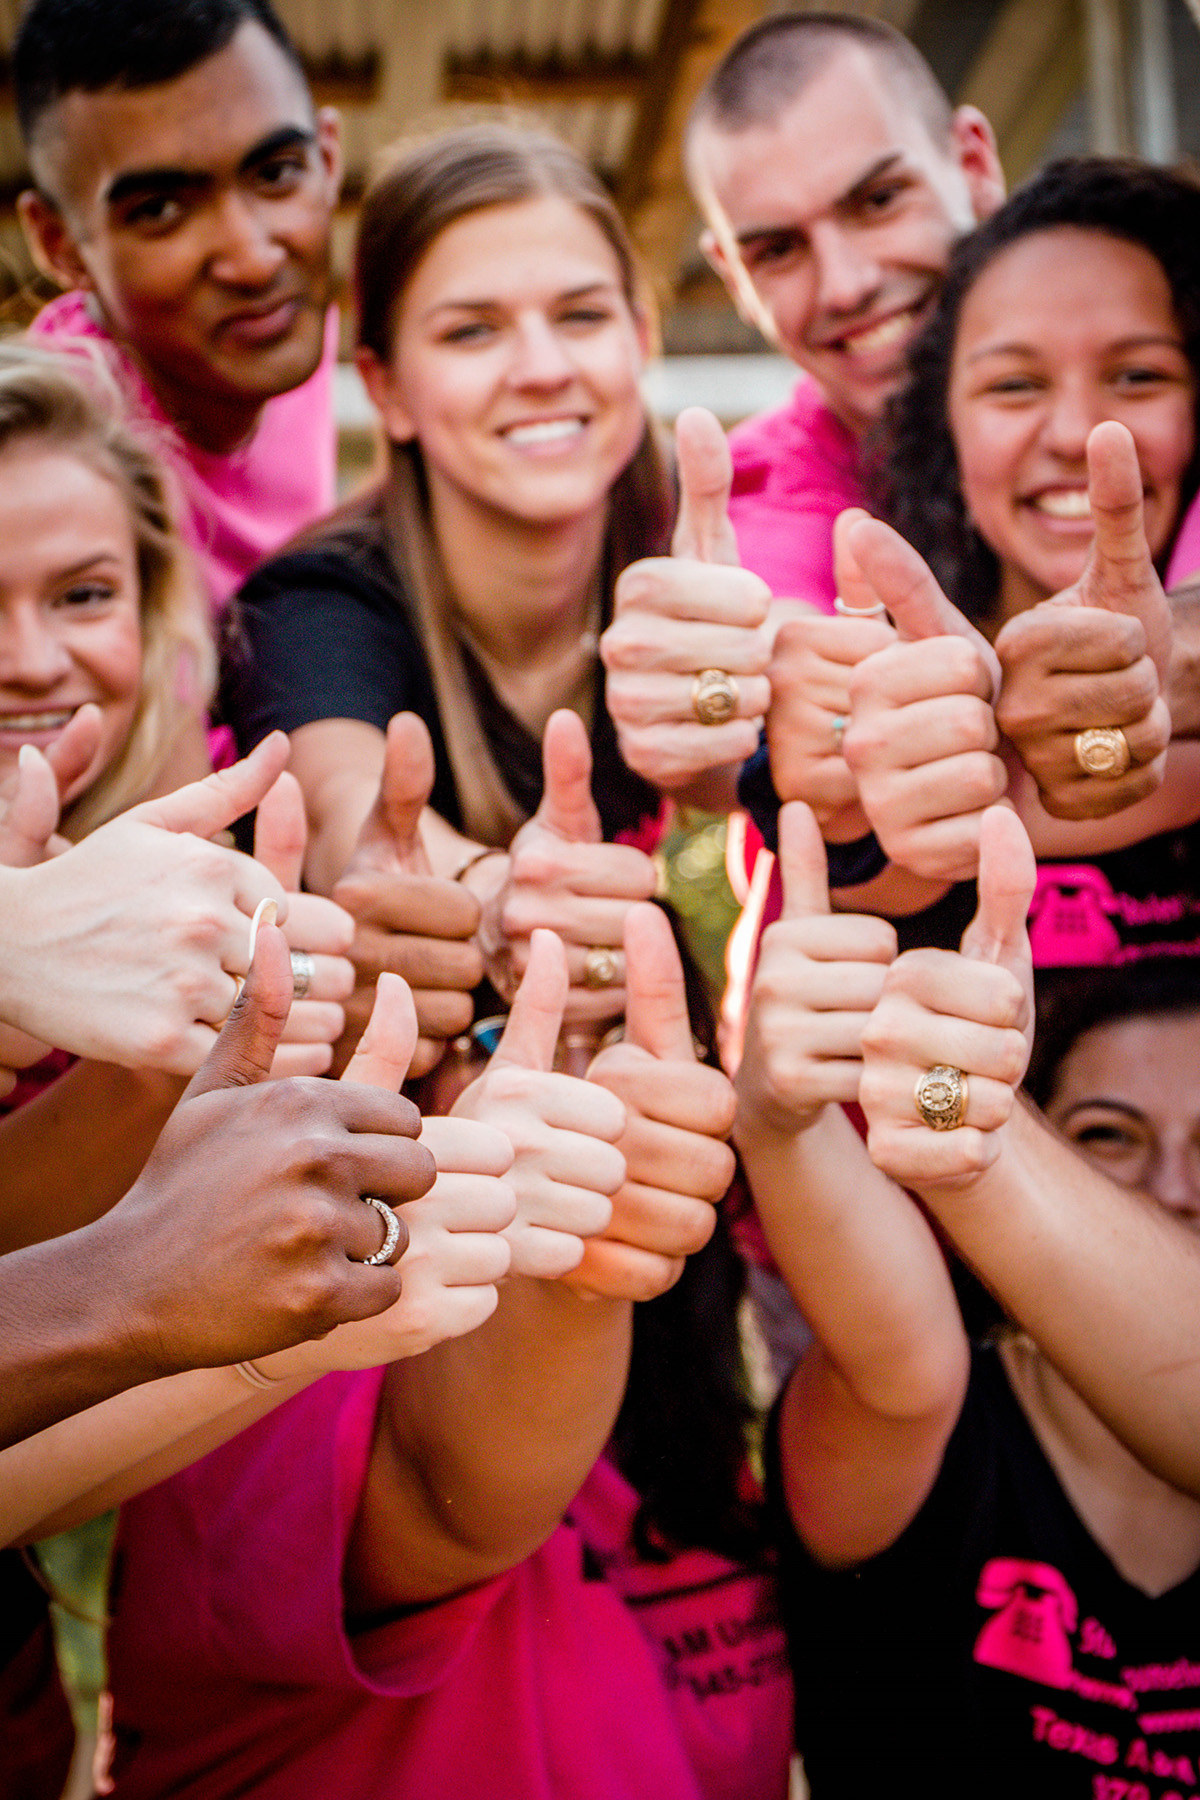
[0,0,1195,344]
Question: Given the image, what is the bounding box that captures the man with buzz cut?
[600,11,1007,812]
[686,7,1005,610]
[13,0,343,615]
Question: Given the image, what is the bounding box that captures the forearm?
[0,1220,172,1450]
[3,1360,309,1545]
[736,1100,964,1416]
[348,1277,632,1610]
[0,1059,184,1253]
[918,1098,1200,1495]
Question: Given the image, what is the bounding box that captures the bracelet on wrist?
[452,846,506,883]
[233,1359,280,1393]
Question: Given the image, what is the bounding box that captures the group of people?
[5,2,1200,1796]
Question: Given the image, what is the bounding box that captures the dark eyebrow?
[734,152,905,249]
[1057,1098,1143,1123]
[965,333,1186,366]
[104,125,315,209]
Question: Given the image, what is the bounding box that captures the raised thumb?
[671,406,741,565]
[846,514,1000,697]
[833,509,888,616]
[536,709,601,843]
[492,928,569,1072]
[132,732,291,839]
[183,918,292,1096]
[777,802,831,920]
[623,902,695,1062]
[0,745,62,867]
[960,805,1037,970]
[341,972,419,1091]
[350,712,435,873]
[252,769,307,892]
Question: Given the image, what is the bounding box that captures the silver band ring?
[1074,727,1132,779]
[359,1195,403,1266]
[583,946,620,989]
[831,713,847,754]
[834,594,887,619]
[914,1065,968,1131]
[290,950,315,1000]
[692,668,739,726]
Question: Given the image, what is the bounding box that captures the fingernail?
[247,896,278,961]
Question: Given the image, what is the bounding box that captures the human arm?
[3,969,516,1539]
[859,804,1200,1496]
[0,924,439,1453]
[345,905,735,1609]
[345,930,630,1608]
[600,408,772,811]
[735,804,967,1566]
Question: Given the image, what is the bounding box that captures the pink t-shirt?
[727,376,864,611]
[102,1369,793,1800]
[30,292,337,617]
[1168,489,1200,588]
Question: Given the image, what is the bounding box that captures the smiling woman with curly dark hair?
[874,156,1200,634]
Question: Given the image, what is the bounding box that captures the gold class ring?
[583,946,620,989]
[1074,727,1131,779]
[692,669,739,726]
[914,1065,968,1131]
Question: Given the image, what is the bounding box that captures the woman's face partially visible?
[0,445,142,808]
[366,194,649,531]
[947,227,1195,618]
[1046,1008,1200,1228]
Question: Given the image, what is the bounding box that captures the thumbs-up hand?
[2,733,295,1072]
[995,422,1172,820]
[99,921,445,1375]
[839,510,1007,881]
[251,771,355,1079]
[565,902,737,1300]
[859,806,1035,1192]
[334,712,484,1078]
[602,408,773,795]
[0,704,102,867]
[258,971,516,1373]
[737,803,898,1133]
[764,512,896,835]
[482,710,656,1027]
[452,928,626,1279]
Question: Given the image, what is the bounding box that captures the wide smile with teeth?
[838,310,917,359]
[0,710,75,731]
[502,418,586,448]
[1032,490,1092,520]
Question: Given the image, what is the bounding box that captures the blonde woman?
[0,341,351,1242]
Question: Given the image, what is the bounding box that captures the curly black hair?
[873,157,1200,630]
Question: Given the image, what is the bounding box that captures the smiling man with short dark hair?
[14,0,343,612]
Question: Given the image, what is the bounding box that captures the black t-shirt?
[220,511,661,846]
[888,822,1200,959]
[768,1344,1200,1799]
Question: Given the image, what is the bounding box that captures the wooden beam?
[443,49,648,104]
[617,0,704,219]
